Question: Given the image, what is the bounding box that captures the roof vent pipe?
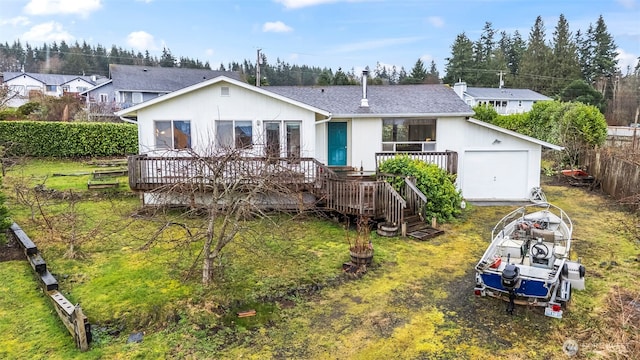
[360,70,369,107]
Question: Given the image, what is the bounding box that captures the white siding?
[136,82,317,157]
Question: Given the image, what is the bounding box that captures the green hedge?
[0,121,138,157]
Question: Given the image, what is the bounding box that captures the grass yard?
[0,159,639,359]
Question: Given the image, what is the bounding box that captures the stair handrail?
[404,176,428,221]
[379,181,406,227]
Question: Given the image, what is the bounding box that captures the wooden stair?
[404,210,444,241]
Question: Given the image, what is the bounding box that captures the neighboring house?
[2,71,97,107]
[117,73,560,202]
[82,64,241,114]
[453,81,551,114]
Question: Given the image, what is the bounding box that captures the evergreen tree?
[425,60,440,84]
[518,16,553,94]
[507,30,526,77]
[402,58,427,84]
[160,47,176,67]
[549,14,581,95]
[443,32,474,85]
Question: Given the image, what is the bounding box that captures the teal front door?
[328,122,347,166]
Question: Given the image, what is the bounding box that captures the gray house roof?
[109,64,242,93]
[116,76,474,119]
[464,87,551,101]
[266,84,474,116]
[3,72,96,86]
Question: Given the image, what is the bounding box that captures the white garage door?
[462,150,529,200]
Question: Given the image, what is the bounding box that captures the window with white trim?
[382,118,436,152]
[132,92,143,104]
[155,120,191,149]
[99,93,108,102]
[216,120,253,149]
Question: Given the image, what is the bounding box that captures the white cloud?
[0,16,31,27]
[127,31,158,51]
[24,0,102,17]
[617,0,636,9]
[616,48,639,73]
[205,48,215,57]
[426,16,444,28]
[22,21,73,42]
[136,0,154,3]
[275,0,364,9]
[263,21,293,33]
[332,36,422,53]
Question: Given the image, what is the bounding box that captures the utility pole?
[256,49,261,87]
[497,70,504,88]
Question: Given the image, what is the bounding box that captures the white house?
[116,74,560,202]
[453,81,551,114]
[2,72,97,107]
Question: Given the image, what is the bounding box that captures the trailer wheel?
[579,265,586,278]
[561,263,569,278]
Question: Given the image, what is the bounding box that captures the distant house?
[117,73,561,202]
[2,72,98,107]
[453,81,551,114]
[82,64,242,115]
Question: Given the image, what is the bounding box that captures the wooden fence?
[9,223,91,351]
[585,149,640,204]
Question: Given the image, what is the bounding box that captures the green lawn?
[1,159,638,359]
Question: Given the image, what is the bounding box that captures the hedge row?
[0,121,138,157]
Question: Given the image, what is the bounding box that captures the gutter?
[119,116,137,124]
[315,114,333,125]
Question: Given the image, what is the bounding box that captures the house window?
[46,85,57,92]
[77,87,87,93]
[62,85,70,93]
[216,120,253,149]
[99,93,108,102]
[221,87,230,96]
[155,120,191,149]
[132,92,143,104]
[382,118,436,152]
[263,121,302,158]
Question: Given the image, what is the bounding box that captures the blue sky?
[1,0,638,80]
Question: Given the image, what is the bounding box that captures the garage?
[461,150,529,200]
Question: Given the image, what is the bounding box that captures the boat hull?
[479,272,552,299]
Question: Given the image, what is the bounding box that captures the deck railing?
[375,151,458,175]
[128,155,418,223]
[128,155,328,191]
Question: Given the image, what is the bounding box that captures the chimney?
[360,70,369,107]
[453,81,467,99]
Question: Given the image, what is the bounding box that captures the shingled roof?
[464,87,550,101]
[265,84,473,116]
[3,72,96,86]
[109,64,242,92]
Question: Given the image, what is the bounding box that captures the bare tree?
[141,144,310,285]
[0,84,20,110]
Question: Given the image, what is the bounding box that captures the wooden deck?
[128,152,455,228]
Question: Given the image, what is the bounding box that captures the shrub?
[17,102,41,116]
[0,121,138,157]
[379,155,463,223]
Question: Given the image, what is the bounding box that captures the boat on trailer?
[474,202,586,318]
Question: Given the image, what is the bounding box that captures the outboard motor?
[501,263,520,290]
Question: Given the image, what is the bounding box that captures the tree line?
[1,14,638,123]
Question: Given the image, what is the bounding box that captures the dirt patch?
[0,236,24,262]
